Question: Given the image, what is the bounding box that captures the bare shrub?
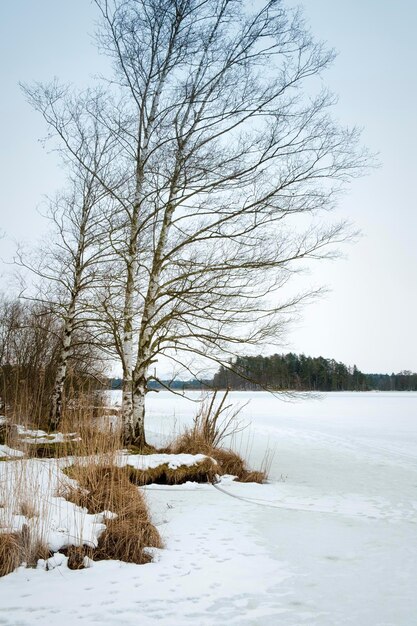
[170,392,266,483]
[0,296,106,431]
[171,391,246,454]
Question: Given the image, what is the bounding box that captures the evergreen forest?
[212,354,417,392]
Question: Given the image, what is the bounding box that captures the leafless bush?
[171,391,266,483]
[0,295,106,429]
[173,391,247,453]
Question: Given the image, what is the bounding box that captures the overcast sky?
[0,0,416,375]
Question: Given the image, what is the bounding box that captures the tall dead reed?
[170,391,267,483]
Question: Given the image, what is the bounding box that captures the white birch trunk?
[131,379,146,447]
[131,175,180,444]
[49,194,89,431]
[121,61,172,444]
[49,303,76,431]
[121,265,134,427]
[121,382,133,434]
[121,205,139,443]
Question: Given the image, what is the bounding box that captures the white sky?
[0,0,416,375]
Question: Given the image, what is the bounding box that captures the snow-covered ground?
[1,391,416,625]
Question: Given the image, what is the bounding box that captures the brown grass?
[165,391,267,483]
[0,533,21,577]
[63,545,93,570]
[0,526,51,577]
[166,391,266,483]
[171,439,266,483]
[126,457,218,486]
[124,444,159,455]
[63,464,162,566]
[19,525,51,567]
[25,441,81,458]
[1,387,121,459]
[19,501,38,519]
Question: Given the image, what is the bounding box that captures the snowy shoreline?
[1,391,416,625]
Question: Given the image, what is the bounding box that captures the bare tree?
[0,296,105,425]
[23,0,369,445]
[15,115,115,429]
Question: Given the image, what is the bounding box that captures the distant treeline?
[109,378,212,391]
[212,354,417,392]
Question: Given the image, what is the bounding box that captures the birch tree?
[15,115,115,429]
[24,0,368,445]
[93,0,367,445]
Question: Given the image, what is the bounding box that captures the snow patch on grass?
[0,445,24,459]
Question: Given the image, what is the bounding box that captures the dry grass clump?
[172,441,266,483]
[169,391,266,483]
[0,458,53,578]
[126,457,218,486]
[0,532,21,577]
[25,441,81,458]
[0,389,121,460]
[63,464,162,565]
[125,443,159,455]
[19,501,38,519]
[209,448,266,483]
[95,516,160,564]
[19,525,51,568]
[0,526,51,577]
[63,545,93,570]
[18,401,122,459]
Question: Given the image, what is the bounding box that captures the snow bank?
[0,452,217,556]
[120,452,214,470]
[0,459,106,551]
[15,424,80,444]
[0,445,24,459]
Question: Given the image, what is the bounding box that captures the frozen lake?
[113,389,417,474]
[123,390,417,624]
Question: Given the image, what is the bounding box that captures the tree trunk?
[120,236,137,438]
[49,207,87,431]
[123,372,146,447]
[121,376,134,444]
[49,315,74,431]
[131,385,146,448]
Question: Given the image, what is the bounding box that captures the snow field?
[0,391,416,625]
